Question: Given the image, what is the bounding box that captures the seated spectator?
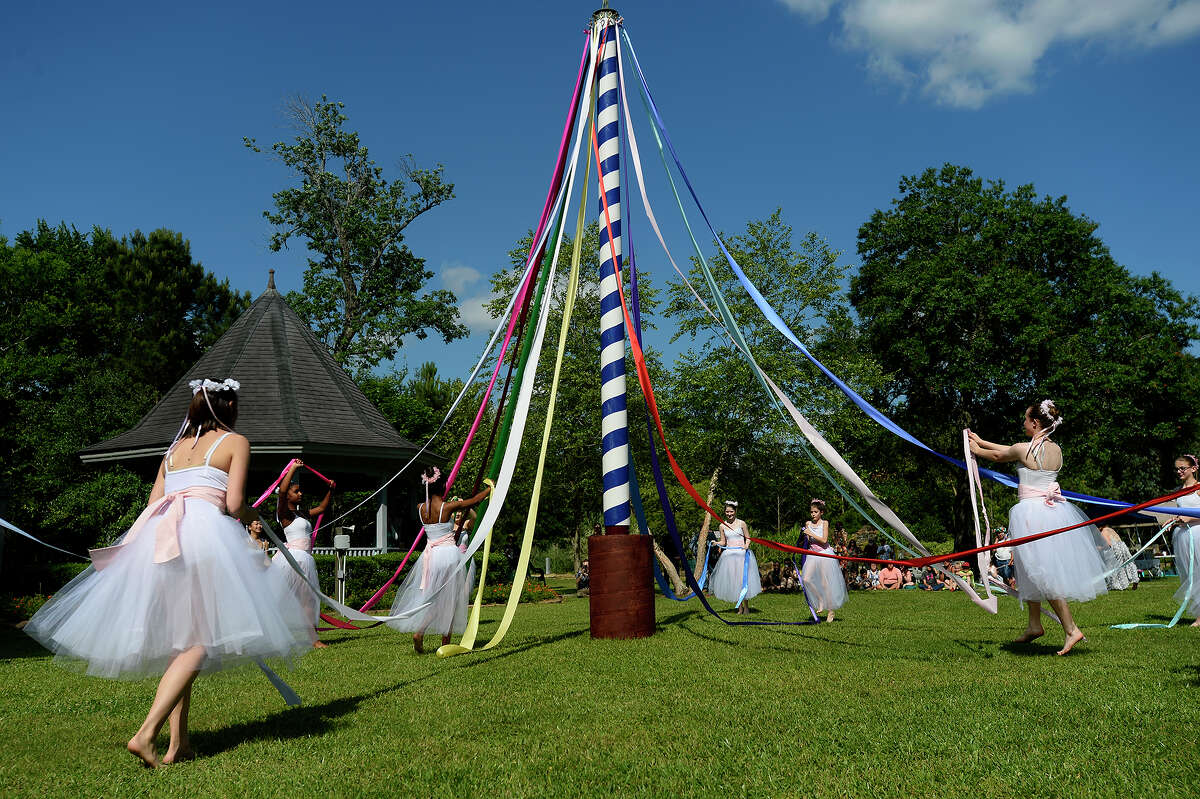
[921,570,940,590]
[878,563,903,590]
[576,559,590,596]
[876,540,894,562]
[901,568,916,588]
[865,565,881,590]
[992,527,1015,587]
[940,574,958,591]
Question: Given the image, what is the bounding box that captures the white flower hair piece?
[189,378,240,394]
[724,500,738,507]
[1039,399,1063,426]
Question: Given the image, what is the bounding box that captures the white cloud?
[439,261,483,295]
[779,0,1200,108]
[778,0,839,20]
[457,292,498,332]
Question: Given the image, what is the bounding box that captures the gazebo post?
[375,483,389,552]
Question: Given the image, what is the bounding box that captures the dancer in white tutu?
[801,499,847,622]
[969,400,1106,655]
[272,459,335,646]
[388,467,492,653]
[710,501,761,614]
[1170,454,1200,626]
[25,378,315,767]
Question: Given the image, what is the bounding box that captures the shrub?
[0,594,52,621]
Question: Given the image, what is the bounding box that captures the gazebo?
[80,271,438,553]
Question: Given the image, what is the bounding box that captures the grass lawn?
[1,577,1196,798]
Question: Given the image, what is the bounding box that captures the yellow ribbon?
[438,101,592,658]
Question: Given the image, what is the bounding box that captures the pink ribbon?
[1018,482,1063,507]
[419,533,457,589]
[89,486,226,570]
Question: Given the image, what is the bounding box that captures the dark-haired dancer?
[969,400,1106,655]
[26,379,314,767]
[272,459,335,647]
[387,467,492,653]
[801,499,847,622]
[711,501,761,614]
[1171,454,1200,626]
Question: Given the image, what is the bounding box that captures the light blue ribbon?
[618,27,1200,522]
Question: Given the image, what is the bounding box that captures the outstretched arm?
[442,479,494,516]
[277,459,302,520]
[308,478,335,517]
[968,432,1025,463]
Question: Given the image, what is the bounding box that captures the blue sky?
[4,0,1198,375]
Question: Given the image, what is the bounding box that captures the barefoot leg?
[1014,601,1046,643]
[413,633,424,654]
[163,685,195,764]
[129,646,205,768]
[1049,598,1085,655]
[441,634,451,648]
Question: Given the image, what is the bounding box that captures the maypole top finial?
[267,269,276,290]
[591,2,619,24]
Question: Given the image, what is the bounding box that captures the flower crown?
[189,378,240,394]
[724,500,738,507]
[421,467,442,485]
[1038,399,1062,421]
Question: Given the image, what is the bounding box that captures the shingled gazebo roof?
[80,271,435,483]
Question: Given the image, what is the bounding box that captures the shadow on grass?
[448,626,592,670]
[676,621,873,653]
[1172,662,1200,687]
[997,638,1095,657]
[0,626,51,661]
[190,670,443,757]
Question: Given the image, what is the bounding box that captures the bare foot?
[127,735,160,769]
[825,611,834,623]
[1056,629,1086,656]
[162,748,195,765]
[1190,619,1200,628]
[413,634,424,654]
[312,640,328,649]
[1014,628,1045,644]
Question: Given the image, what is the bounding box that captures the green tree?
[662,209,889,571]
[0,222,249,564]
[246,96,466,373]
[852,164,1200,551]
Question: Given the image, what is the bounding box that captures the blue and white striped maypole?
[593,5,630,533]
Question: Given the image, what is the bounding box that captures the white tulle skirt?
[802,554,848,612]
[1172,524,1200,616]
[387,546,475,636]
[1010,498,1107,603]
[709,547,762,603]
[271,548,321,626]
[25,500,315,678]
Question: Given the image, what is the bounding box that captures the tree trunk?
[693,463,722,580]
[572,524,581,575]
[651,538,689,596]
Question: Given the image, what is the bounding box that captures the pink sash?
[419,533,458,589]
[88,486,226,570]
[1018,483,1063,507]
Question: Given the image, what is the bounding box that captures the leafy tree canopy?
[852,164,1200,546]
[0,222,249,560]
[246,97,467,373]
